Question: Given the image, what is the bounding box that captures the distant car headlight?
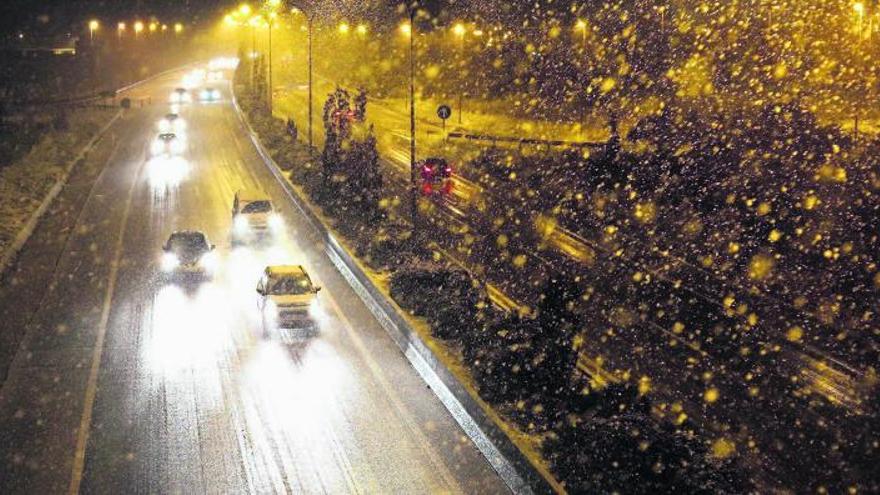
[161,252,179,272]
[199,251,219,273]
[234,215,249,235]
[268,213,284,232]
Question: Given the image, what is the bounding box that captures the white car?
[232,190,283,240]
[151,132,185,156]
[199,87,221,102]
[170,87,192,104]
[257,265,321,331]
[158,113,185,133]
[160,230,219,279]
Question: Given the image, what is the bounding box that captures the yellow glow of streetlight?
[239,3,252,16]
[453,23,466,37]
[472,29,483,37]
[224,14,235,26]
[161,24,168,32]
[854,2,865,15]
[575,19,587,31]
[356,24,368,35]
[175,22,183,33]
[134,21,144,34]
[89,19,99,31]
[118,22,126,32]
[267,0,281,7]
[149,22,158,32]
[338,22,350,34]
[399,22,412,37]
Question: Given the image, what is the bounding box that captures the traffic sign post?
[437,104,451,139]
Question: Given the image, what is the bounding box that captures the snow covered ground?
[0,108,117,264]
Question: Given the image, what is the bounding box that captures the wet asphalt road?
[0,68,508,494]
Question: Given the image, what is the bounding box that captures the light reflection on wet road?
[0,66,507,494]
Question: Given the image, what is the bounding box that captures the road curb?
[0,110,124,279]
[232,93,555,495]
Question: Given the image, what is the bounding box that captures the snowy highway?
[0,67,507,494]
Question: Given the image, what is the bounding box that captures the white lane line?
[319,284,463,494]
[68,134,143,495]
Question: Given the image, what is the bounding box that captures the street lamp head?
[399,22,412,37]
[239,4,252,16]
[149,22,158,32]
[356,24,368,35]
[118,22,126,31]
[575,19,587,31]
[854,2,865,15]
[453,23,466,37]
[89,19,99,31]
[174,22,183,33]
[338,22,350,34]
[161,24,168,32]
[134,21,144,33]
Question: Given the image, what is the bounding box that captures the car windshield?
[165,114,178,120]
[158,133,175,141]
[266,275,312,295]
[242,200,272,214]
[167,232,208,253]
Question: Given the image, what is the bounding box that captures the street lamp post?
[307,14,314,151]
[268,15,274,113]
[291,6,314,150]
[854,2,866,138]
[453,23,465,125]
[575,20,588,140]
[407,7,418,229]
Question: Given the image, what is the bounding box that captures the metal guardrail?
[447,131,606,149]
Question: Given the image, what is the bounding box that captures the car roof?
[266,265,308,278]
[236,189,271,202]
[169,230,208,240]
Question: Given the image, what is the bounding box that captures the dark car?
[160,230,218,278]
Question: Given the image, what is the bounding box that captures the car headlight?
[268,213,284,231]
[234,215,249,235]
[199,251,219,273]
[161,252,179,272]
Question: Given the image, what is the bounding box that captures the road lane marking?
[319,283,463,494]
[68,136,144,495]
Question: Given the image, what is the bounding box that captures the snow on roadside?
[0,108,116,256]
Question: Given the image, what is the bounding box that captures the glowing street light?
[174,22,183,34]
[149,22,158,33]
[117,22,126,38]
[161,24,168,33]
[134,21,144,37]
[452,23,466,37]
[239,3,252,16]
[88,19,99,43]
[338,22,350,34]
[399,22,412,37]
[356,23,368,36]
